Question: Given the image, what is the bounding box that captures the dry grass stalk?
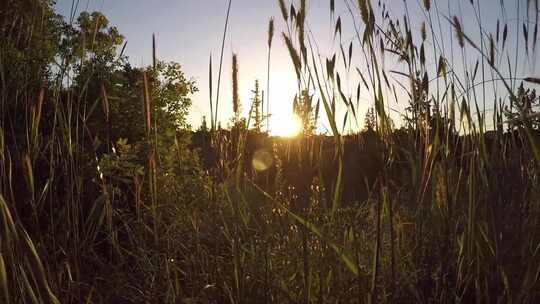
[282,33,301,80]
[278,0,289,21]
[100,84,109,122]
[268,18,275,49]
[35,88,44,128]
[232,53,240,117]
[142,72,151,136]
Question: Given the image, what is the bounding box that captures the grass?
[1,0,540,303]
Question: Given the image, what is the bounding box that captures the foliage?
[2,0,540,303]
[1,1,205,302]
[506,84,540,129]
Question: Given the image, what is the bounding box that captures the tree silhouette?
[364,106,376,131]
[250,80,264,132]
[199,116,209,132]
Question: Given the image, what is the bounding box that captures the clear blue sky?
[54,0,536,132]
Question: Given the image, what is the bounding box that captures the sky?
[54,0,538,133]
[55,0,332,132]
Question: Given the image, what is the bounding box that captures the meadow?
[1,0,540,303]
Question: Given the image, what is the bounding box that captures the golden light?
[252,149,273,171]
[270,113,302,137]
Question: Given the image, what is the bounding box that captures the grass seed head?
[232,53,240,116]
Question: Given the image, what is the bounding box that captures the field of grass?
[1,0,540,303]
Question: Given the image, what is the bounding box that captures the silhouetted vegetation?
[1,0,539,303]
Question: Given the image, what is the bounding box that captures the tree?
[2,5,205,301]
[364,106,376,131]
[199,116,209,132]
[68,11,124,65]
[69,12,125,87]
[0,0,63,87]
[1,0,64,145]
[250,80,264,132]
[151,61,198,129]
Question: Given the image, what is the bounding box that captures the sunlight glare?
[270,113,302,137]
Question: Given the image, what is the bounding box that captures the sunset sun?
[270,113,302,137]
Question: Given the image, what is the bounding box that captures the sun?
[270,113,302,137]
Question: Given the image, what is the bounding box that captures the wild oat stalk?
[209,54,214,130]
[215,0,233,129]
[282,33,302,82]
[232,53,240,119]
[266,18,275,132]
[142,71,158,243]
[278,0,289,21]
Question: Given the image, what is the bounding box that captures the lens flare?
[252,149,273,171]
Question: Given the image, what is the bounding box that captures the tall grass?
[267,18,275,132]
[214,0,234,130]
[203,0,540,302]
[1,0,540,303]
